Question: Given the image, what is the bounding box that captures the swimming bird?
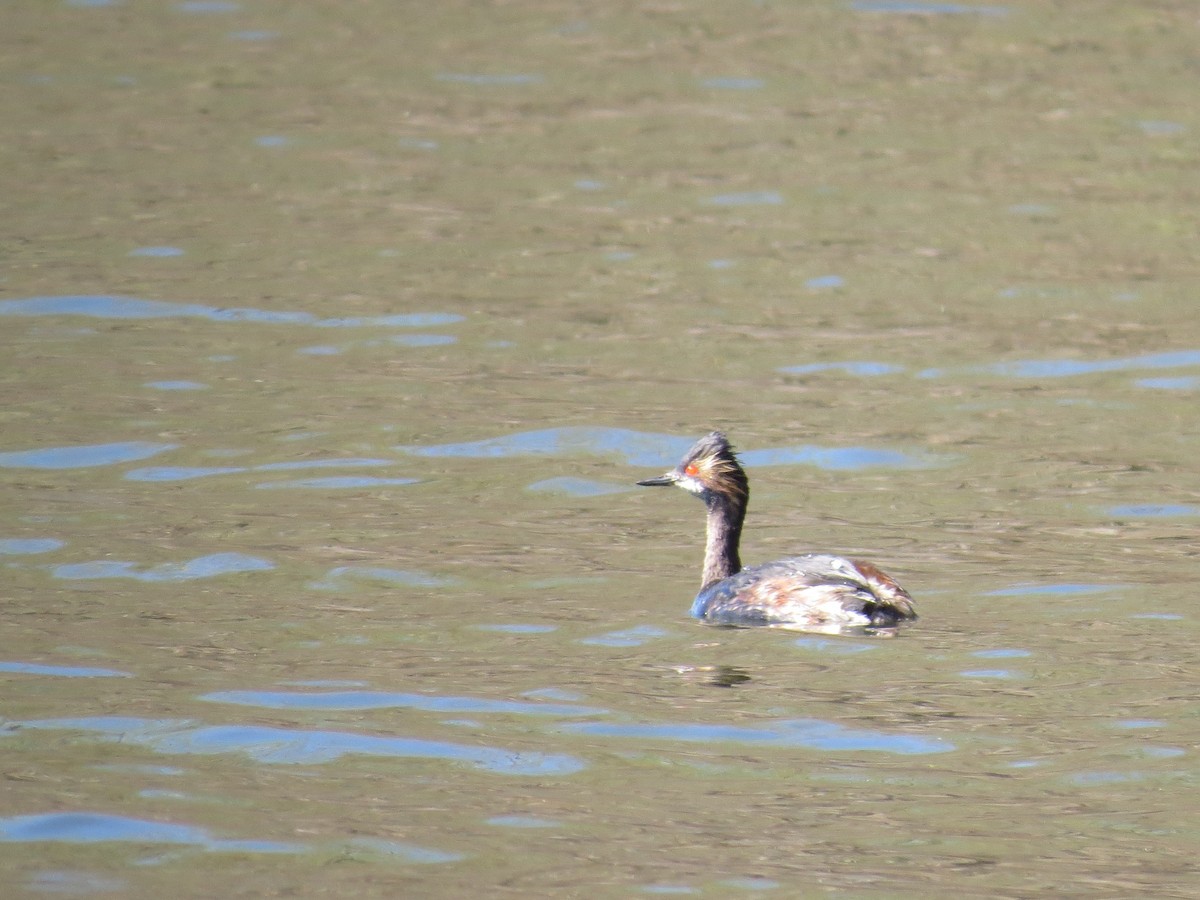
[637,431,916,633]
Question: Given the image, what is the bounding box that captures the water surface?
[3,1,1198,897]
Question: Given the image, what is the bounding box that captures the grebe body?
[637,432,916,634]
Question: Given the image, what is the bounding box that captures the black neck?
[701,492,744,588]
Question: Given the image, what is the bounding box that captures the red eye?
[684,463,699,477]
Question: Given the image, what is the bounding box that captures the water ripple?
[703,191,784,206]
[128,246,184,258]
[0,812,301,854]
[486,815,560,828]
[4,716,585,776]
[0,295,463,328]
[1108,503,1200,518]
[740,445,933,470]
[436,72,542,85]
[0,538,64,555]
[126,466,249,482]
[334,836,465,864]
[308,565,456,590]
[562,718,952,755]
[803,274,846,290]
[850,1,1008,14]
[398,427,674,464]
[982,349,1200,379]
[398,426,938,471]
[526,476,631,497]
[699,77,764,90]
[52,552,274,582]
[0,441,176,469]
[254,476,418,489]
[0,661,130,678]
[579,625,671,647]
[126,457,399,483]
[984,583,1120,597]
[203,689,607,718]
[779,361,902,377]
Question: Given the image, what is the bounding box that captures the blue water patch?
[740,444,934,471]
[255,135,291,147]
[4,716,585,775]
[982,349,1200,379]
[254,476,418,489]
[474,624,558,634]
[138,787,194,800]
[524,689,585,704]
[579,625,671,647]
[803,274,845,290]
[0,812,300,854]
[0,538,64,555]
[203,689,606,718]
[700,77,764,90]
[52,552,274,582]
[526,477,631,497]
[299,345,341,355]
[1108,503,1200,518]
[126,466,248,481]
[984,583,1119,597]
[0,661,129,678]
[1137,746,1186,759]
[398,137,440,151]
[1114,719,1164,729]
[127,457,398,483]
[387,334,458,347]
[486,815,559,828]
[574,179,605,191]
[1136,376,1198,389]
[258,458,393,471]
[128,246,185,257]
[707,259,736,270]
[309,565,455,590]
[959,669,1021,680]
[398,426,678,466]
[0,295,463,329]
[779,361,902,377]
[399,426,938,471]
[145,380,208,391]
[561,717,953,755]
[436,73,542,85]
[849,0,1008,13]
[0,441,176,469]
[971,648,1031,659]
[703,191,783,206]
[1129,612,1184,621]
[793,637,879,655]
[334,836,465,864]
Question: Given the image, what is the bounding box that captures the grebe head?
[637,431,749,506]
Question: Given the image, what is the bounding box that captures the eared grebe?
[637,431,916,634]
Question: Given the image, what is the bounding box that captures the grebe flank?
[637,431,916,633]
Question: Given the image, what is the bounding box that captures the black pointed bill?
[636,473,677,487]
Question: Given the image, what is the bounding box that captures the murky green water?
[3,1,1199,896]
